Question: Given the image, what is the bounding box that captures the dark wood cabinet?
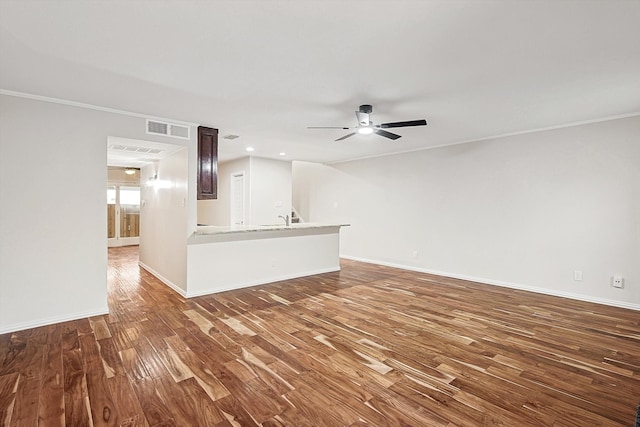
[197,126,218,200]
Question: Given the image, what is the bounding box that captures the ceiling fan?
[308,104,427,141]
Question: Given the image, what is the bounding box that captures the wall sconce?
[146,174,158,187]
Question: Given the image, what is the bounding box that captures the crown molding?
[0,89,199,127]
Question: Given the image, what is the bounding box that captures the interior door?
[230,172,245,226]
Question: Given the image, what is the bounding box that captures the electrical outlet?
[573,270,583,281]
[612,276,624,288]
[412,250,418,258]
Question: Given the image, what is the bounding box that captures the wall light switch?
[573,270,582,281]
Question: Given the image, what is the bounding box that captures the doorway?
[107,137,184,248]
[107,185,141,247]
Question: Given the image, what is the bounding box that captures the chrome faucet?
[278,214,290,226]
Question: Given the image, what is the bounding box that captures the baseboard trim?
[138,262,341,299]
[340,255,640,312]
[0,307,109,335]
[186,267,341,298]
[138,261,187,298]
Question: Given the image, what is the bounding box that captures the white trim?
[0,89,199,127]
[5,90,638,167]
[329,112,640,165]
[138,261,187,298]
[340,254,640,312]
[0,307,109,335]
[142,260,339,298]
[185,266,341,298]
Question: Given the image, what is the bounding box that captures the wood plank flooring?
[1,245,639,426]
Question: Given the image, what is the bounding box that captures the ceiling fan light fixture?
[308,104,427,142]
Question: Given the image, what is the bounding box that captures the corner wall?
[0,95,109,333]
[139,148,189,293]
[197,156,291,226]
[197,156,250,226]
[0,94,197,333]
[293,116,640,309]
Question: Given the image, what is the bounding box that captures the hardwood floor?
[1,246,639,426]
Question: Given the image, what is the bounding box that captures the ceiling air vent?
[170,124,190,139]
[146,119,190,140]
[108,144,165,155]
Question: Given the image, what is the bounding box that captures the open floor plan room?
[1,246,638,426]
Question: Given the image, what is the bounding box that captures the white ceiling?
[1,0,639,164]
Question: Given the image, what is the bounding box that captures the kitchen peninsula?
[185,223,348,297]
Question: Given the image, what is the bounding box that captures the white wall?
[293,116,640,309]
[0,94,197,333]
[139,148,189,292]
[0,95,108,333]
[187,229,340,297]
[197,156,250,226]
[250,157,292,226]
[197,156,292,226]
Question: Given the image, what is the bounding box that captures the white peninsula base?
[185,224,347,298]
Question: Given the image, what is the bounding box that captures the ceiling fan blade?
[374,129,401,140]
[378,119,427,129]
[335,132,356,141]
[308,126,351,129]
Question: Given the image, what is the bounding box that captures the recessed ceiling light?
[279,152,286,156]
[357,127,374,135]
[245,147,254,152]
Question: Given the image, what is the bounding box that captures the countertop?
[189,223,349,244]
[194,222,349,236]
